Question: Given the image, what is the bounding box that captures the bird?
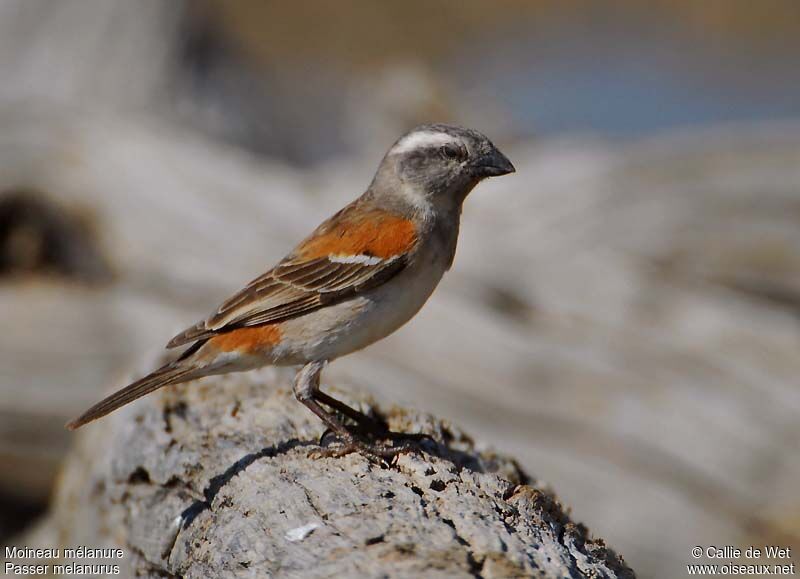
[66,123,515,460]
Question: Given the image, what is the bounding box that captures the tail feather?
[66,364,194,430]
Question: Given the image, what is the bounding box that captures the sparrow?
[67,124,515,459]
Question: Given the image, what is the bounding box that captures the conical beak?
[474,147,515,177]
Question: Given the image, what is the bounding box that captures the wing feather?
[166,201,418,349]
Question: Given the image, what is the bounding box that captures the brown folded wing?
[166,202,418,348]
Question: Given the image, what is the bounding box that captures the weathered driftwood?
[49,367,634,578]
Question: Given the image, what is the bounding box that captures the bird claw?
[380,430,436,445]
[308,433,423,465]
[349,421,437,447]
[318,428,337,446]
[317,420,437,459]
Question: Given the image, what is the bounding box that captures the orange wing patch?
[209,324,283,353]
[297,211,416,261]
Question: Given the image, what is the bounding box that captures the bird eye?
[440,143,465,161]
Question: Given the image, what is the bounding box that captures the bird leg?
[313,389,384,431]
[292,361,428,461]
[319,389,435,446]
[314,389,434,446]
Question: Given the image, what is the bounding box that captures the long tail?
[66,363,196,430]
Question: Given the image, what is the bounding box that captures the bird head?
[373,124,515,214]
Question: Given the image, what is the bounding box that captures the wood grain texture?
[43,368,634,578]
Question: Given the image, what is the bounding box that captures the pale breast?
[273,234,453,364]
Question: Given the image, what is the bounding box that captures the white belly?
[273,244,450,364]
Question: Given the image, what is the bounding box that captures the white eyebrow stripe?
[391,131,455,154]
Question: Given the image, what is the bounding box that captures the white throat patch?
[391,131,456,155]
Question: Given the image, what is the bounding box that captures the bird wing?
[166,201,418,348]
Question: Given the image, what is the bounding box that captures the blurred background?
[1,0,799,576]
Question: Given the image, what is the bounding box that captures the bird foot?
[309,432,424,465]
[379,430,436,445]
[320,425,435,446]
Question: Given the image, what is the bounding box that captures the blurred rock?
[34,368,633,578]
[0,0,179,113]
[0,189,111,282]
